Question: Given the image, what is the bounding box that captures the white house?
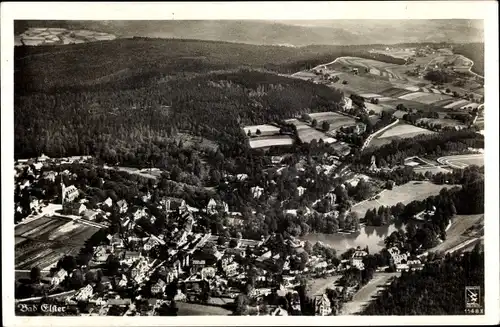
[62,184,79,203]
[75,284,94,301]
[117,200,128,214]
[103,197,113,208]
[51,269,68,286]
[297,186,307,197]
[250,186,264,199]
[314,294,332,316]
[350,249,368,270]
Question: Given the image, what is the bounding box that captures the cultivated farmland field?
[248,135,294,149]
[350,181,459,217]
[15,216,100,270]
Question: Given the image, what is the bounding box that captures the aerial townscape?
[13,19,485,317]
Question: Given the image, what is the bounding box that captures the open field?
[368,122,436,148]
[242,124,281,137]
[399,92,452,105]
[431,214,483,253]
[340,272,400,315]
[248,135,294,149]
[437,154,484,169]
[15,216,100,270]
[351,181,459,217]
[306,275,343,297]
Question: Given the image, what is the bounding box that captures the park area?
[350,181,459,218]
[15,216,100,271]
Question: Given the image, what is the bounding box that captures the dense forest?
[15,69,343,165]
[362,247,484,315]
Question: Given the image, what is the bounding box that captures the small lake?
[300,221,406,255]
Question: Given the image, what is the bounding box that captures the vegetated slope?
[15,38,407,93]
[361,249,484,315]
[14,68,343,163]
[14,20,484,46]
[452,43,484,76]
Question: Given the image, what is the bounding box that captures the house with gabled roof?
[314,294,332,316]
[151,279,167,295]
[117,200,128,214]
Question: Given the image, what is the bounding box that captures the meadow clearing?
[350,181,458,217]
[308,111,357,130]
[243,124,281,137]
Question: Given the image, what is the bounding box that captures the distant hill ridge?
[15,20,484,47]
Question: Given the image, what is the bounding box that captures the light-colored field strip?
[430,88,441,94]
[399,91,427,100]
[377,97,395,102]
[359,93,383,99]
[369,68,381,76]
[460,102,480,109]
[444,99,470,109]
[243,124,280,135]
[249,136,294,149]
[404,85,420,92]
[421,87,431,93]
